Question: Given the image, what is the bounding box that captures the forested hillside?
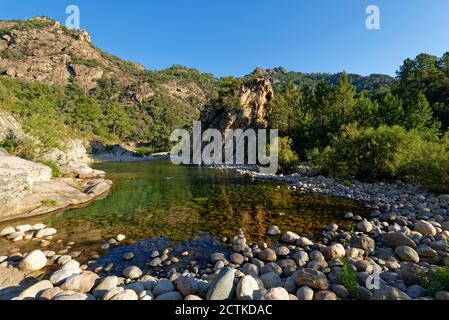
[250,67,393,93]
[262,53,449,192]
[0,17,448,192]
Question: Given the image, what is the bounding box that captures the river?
[0,160,367,272]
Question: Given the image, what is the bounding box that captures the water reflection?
[0,161,367,256]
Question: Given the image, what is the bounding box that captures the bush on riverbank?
[309,125,449,193]
[424,262,449,295]
[266,53,449,192]
[40,160,62,178]
[0,137,19,154]
[276,137,300,174]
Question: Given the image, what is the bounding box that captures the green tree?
[72,95,102,133]
[331,73,356,129]
[350,91,379,127]
[309,81,335,143]
[104,102,133,139]
[378,91,405,126]
[405,92,439,131]
[268,82,302,135]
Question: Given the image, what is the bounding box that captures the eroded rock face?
[0,112,112,222]
[0,110,24,142]
[200,77,274,132]
[239,78,273,128]
[124,83,155,103]
[0,17,125,90]
[0,153,52,217]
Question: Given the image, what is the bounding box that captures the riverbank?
[1,161,448,300]
[91,152,170,163]
[0,208,448,300]
[0,150,113,223]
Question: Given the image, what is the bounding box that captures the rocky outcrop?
[42,138,107,179]
[68,63,104,90]
[0,110,102,178]
[0,151,112,222]
[201,77,273,132]
[0,111,112,222]
[251,67,288,76]
[0,151,52,217]
[239,77,273,128]
[123,83,155,103]
[0,111,24,142]
[0,17,134,90]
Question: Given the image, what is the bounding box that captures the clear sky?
[1,0,449,77]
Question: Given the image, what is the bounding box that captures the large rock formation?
[0,150,112,222]
[0,150,52,216]
[201,77,274,131]
[0,111,112,222]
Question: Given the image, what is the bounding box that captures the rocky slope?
[0,17,218,149]
[0,17,177,92]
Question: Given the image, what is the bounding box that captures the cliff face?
[239,78,273,128]
[0,17,110,90]
[201,77,274,132]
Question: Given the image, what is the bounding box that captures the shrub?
[309,125,449,193]
[40,160,62,178]
[0,137,19,154]
[276,137,300,174]
[424,261,449,296]
[16,137,39,161]
[135,146,155,157]
[41,199,56,206]
[70,57,102,68]
[135,146,167,157]
[335,259,359,298]
[393,130,449,193]
[0,49,10,59]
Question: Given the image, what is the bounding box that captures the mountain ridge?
[0,16,394,154]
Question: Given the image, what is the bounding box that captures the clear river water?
[0,160,367,273]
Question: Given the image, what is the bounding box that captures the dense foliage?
[253,70,393,93]
[267,53,449,192]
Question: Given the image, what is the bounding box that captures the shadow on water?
[0,160,368,266]
[90,234,225,277]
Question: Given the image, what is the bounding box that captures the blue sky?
[1,0,449,77]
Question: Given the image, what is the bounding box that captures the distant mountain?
[249,68,394,92]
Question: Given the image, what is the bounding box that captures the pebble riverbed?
[0,167,449,301]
